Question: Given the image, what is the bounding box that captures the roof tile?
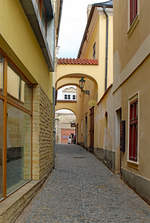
[57,58,98,65]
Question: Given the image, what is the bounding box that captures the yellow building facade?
[56,1,114,167]
[0,0,62,222]
[113,0,150,203]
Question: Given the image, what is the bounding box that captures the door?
[89,107,94,152]
[84,116,88,148]
[115,108,122,174]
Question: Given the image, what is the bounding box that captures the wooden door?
[89,107,94,152]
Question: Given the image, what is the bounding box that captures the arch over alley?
[56,58,103,100]
[55,100,78,120]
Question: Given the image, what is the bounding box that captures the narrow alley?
[16,145,150,223]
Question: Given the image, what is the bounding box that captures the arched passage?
[55,101,78,120]
[55,109,77,144]
[56,73,98,89]
[56,62,102,100]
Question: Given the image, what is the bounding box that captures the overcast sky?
[58,0,106,58]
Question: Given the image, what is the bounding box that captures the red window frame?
[129,99,138,162]
[130,0,138,25]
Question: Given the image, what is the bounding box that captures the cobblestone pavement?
[16,144,150,223]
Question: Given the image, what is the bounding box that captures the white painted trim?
[113,34,150,93]
[127,92,140,164]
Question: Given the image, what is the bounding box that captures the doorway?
[89,107,94,152]
[115,108,122,174]
[84,116,88,148]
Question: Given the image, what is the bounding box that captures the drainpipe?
[103,6,109,91]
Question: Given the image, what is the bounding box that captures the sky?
[58,0,107,58]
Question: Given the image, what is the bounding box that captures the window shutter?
[129,100,138,162]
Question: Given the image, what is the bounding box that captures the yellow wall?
[77,8,113,148]
[95,86,113,151]
[0,0,51,99]
[56,7,113,151]
[113,1,150,178]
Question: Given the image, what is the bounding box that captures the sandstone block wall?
[33,85,54,180]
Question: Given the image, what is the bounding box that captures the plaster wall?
[0,0,51,99]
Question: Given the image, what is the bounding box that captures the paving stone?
[15,144,150,223]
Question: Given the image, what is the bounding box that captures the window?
[7,105,31,194]
[93,42,96,59]
[130,0,138,25]
[129,99,138,162]
[68,95,71,100]
[7,64,32,110]
[36,0,47,36]
[64,94,67,100]
[0,56,3,91]
[72,95,76,100]
[0,101,3,199]
[0,52,32,199]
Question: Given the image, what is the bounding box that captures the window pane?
[0,100,3,198]
[7,65,20,100]
[7,104,31,194]
[21,80,32,111]
[0,56,3,92]
[7,64,32,111]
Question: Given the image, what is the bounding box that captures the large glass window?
[7,104,31,194]
[0,52,32,199]
[7,64,32,111]
[0,55,3,92]
[0,100,3,199]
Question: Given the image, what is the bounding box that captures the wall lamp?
[79,77,90,95]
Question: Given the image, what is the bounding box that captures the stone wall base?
[94,148,115,172]
[121,168,150,204]
[0,171,52,223]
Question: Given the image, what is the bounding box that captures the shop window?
[7,65,20,100]
[0,51,32,198]
[0,55,3,92]
[130,0,138,25]
[0,100,3,199]
[7,64,32,111]
[7,104,31,194]
[129,99,138,162]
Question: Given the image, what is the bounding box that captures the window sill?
[127,15,139,37]
[127,161,139,170]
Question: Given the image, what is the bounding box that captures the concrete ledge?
[0,174,50,223]
[121,168,150,204]
[94,148,115,171]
